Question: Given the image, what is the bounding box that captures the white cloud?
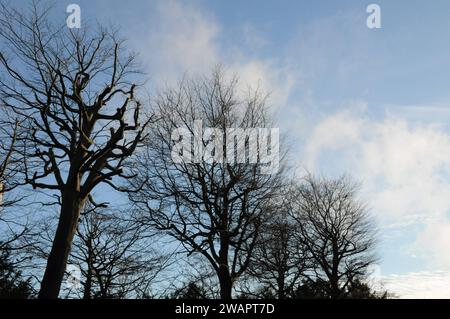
[383,271,450,299]
[415,220,450,267]
[131,0,220,85]
[305,107,450,219]
[304,106,450,268]
[127,0,293,108]
[228,60,294,109]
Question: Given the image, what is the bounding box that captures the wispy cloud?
[123,0,294,108]
[303,105,450,268]
[383,271,450,298]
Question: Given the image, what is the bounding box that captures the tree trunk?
[329,241,342,299]
[38,192,85,299]
[83,269,92,299]
[277,271,286,299]
[216,201,233,300]
[83,246,93,299]
[218,265,233,299]
[330,278,340,299]
[218,221,232,299]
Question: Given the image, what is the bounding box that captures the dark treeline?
[0,2,387,299]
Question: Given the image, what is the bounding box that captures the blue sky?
[13,0,450,297]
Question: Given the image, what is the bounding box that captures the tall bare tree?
[128,70,286,299]
[0,3,152,298]
[289,175,378,299]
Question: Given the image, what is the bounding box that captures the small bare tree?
[242,207,309,299]
[0,3,152,298]
[0,119,18,232]
[0,113,31,254]
[167,256,220,299]
[289,175,378,299]
[0,121,18,209]
[128,70,286,299]
[0,104,24,206]
[68,204,168,299]
[31,203,170,299]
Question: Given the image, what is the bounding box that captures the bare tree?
[67,204,168,299]
[1,119,20,247]
[30,203,170,299]
[241,207,309,299]
[128,70,286,299]
[0,247,34,298]
[289,175,378,299]
[0,121,18,208]
[167,255,220,299]
[0,3,152,298]
[0,111,31,254]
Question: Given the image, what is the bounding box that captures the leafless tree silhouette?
[0,113,31,254]
[128,70,286,299]
[0,3,153,298]
[68,204,169,299]
[242,204,309,299]
[289,175,378,299]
